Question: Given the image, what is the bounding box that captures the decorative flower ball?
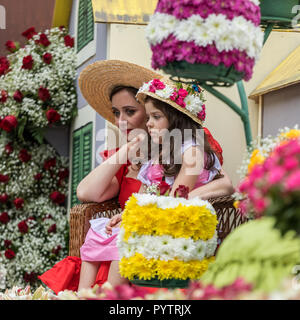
[146,0,264,82]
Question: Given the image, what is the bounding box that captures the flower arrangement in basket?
[117,182,218,289]
[146,0,264,86]
[0,26,77,143]
[234,125,300,236]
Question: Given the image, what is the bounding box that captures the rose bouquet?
[234,126,300,236]
[0,27,77,142]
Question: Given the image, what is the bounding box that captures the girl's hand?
[105,213,122,235]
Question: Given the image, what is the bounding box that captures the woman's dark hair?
[109,86,138,101]
[145,96,217,178]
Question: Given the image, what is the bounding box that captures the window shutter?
[71,122,93,207]
[77,0,95,53]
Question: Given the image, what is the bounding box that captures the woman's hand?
[105,213,122,235]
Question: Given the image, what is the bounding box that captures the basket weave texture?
[69,195,247,257]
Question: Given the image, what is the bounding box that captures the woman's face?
[111,89,147,133]
[145,100,169,144]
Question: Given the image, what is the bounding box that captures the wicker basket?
[69,195,247,257]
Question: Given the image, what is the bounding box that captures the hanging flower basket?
[146,0,264,87]
[260,0,300,28]
[162,61,244,87]
[131,277,190,289]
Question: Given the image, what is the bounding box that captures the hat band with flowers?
[137,78,206,125]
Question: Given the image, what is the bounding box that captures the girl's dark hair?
[109,86,138,101]
[145,96,217,178]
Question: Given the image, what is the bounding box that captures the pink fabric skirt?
[80,217,120,262]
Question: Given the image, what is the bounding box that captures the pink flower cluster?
[238,138,300,217]
[156,0,260,26]
[148,78,166,92]
[170,87,189,108]
[151,35,255,81]
[186,277,253,300]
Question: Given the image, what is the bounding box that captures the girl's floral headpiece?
[137,78,206,125]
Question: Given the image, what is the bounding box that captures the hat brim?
[79,60,162,124]
[136,77,203,126]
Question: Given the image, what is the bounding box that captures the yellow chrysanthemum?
[247,149,265,173]
[122,196,217,241]
[281,129,300,140]
[119,254,215,280]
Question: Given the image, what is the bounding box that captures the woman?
[39,60,234,293]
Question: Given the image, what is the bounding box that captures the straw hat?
[78,60,162,124]
[136,77,206,126]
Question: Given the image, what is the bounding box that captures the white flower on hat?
[155,85,174,99]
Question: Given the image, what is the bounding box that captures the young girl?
[80,77,223,288]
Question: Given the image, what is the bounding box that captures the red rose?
[38,86,50,101]
[39,33,51,47]
[13,90,23,102]
[19,149,31,162]
[0,174,9,183]
[4,142,13,154]
[46,108,61,123]
[44,158,56,170]
[22,55,34,70]
[21,27,37,39]
[50,191,66,205]
[158,181,171,196]
[34,173,43,180]
[58,168,69,180]
[43,52,52,64]
[1,90,8,103]
[0,212,10,224]
[23,271,37,283]
[52,245,62,255]
[5,40,18,53]
[4,240,12,248]
[1,115,18,132]
[0,57,10,76]
[0,194,8,203]
[64,35,74,48]
[14,198,24,209]
[18,220,29,233]
[48,223,57,233]
[4,249,15,259]
[174,185,190,199]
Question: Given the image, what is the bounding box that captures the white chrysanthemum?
[205,14,230,38]
[184,95,203,115]
[193,24,214,47]
[205,232,218,257]
[155,85,174,99]
[193,240,207,261]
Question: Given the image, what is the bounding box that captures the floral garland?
[0,27,77,141]
[138,78,206,122]
[146,0,264,81]
[0,125,69,290]
[117,193,218,281]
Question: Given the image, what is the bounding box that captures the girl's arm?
[188,168,234,200]
[170,146,202,196]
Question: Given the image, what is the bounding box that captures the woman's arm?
[188,168,234,200]
[76,135,144,203]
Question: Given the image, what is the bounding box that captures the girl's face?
[145,100,169,144]
[111,89,147,133]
